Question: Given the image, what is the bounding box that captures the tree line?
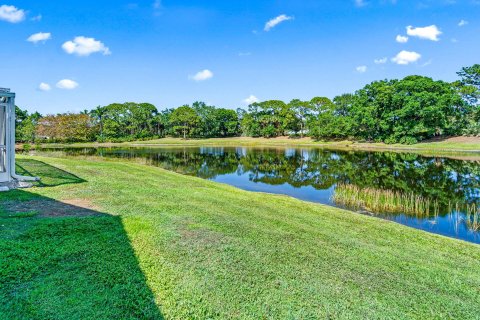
[16,64,480,145]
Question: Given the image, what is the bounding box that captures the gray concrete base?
[0,180,34,192]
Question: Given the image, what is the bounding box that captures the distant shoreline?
[16,136,480,156]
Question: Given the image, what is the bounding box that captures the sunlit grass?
[2,156,480,319]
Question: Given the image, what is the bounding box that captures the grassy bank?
[136,136,480,152]
[23,136,480,155]
[1,156,480,319]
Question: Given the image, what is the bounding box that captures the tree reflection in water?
[37,146,480,243]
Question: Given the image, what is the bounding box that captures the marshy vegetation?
[463,203,480,231]
[332,183,440,216]
[333,183,480,232]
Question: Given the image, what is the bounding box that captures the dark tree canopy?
[169,105,201,139]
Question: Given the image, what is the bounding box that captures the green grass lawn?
[1,156,480,319]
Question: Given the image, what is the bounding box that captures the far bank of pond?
[33,146,480,244]
[19,136,480,155]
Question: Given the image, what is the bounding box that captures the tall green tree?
[213,108,240,137]
[192,101,217,137]
[308,97,347,140]
[128,103,159,138]
[90,106,106,141]
[15,107,42,143]
[457,64,480,135]
[251,100,289,137]
[347,76,467,143]
[457,64,480,88]
[240,104,262,137]
[170,105,200,139]
[155,108,174,137]
[289,99,312,138]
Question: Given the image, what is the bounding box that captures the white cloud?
[421,60,432,67]
[243,95,259,105]
[38,83,51,91]
[391,50,421,65]
[62,36,111,56]
[189,69,213,81]
[56,79,79,90]
[27,32,52,44]
[31,14,42,22]
[396,35,409,43]
[374,57,388,64]
[458,20,468,27]
[406,25,442,41]
[264,14,293,32]
[356,0,399,7]
[0,5,25,23]
[356,65,367,73]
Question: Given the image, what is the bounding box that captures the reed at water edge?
[333,184,480,231]
[463,203,480,231]
[332,183,439,217]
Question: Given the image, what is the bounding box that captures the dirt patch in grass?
[175,218,227,249]
[2,199,100,217]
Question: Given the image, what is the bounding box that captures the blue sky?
[1,0,478,114]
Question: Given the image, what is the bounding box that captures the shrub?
[399,136,418,145]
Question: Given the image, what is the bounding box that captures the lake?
[34,146,480,244]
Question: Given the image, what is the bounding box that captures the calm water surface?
[36,146,480,244]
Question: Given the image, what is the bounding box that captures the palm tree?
[90,106,106,140]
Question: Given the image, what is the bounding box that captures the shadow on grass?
[15,159,86,187]
[0,161,164,319]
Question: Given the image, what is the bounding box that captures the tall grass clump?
[465,203,480,231]
[332,183,439,216]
